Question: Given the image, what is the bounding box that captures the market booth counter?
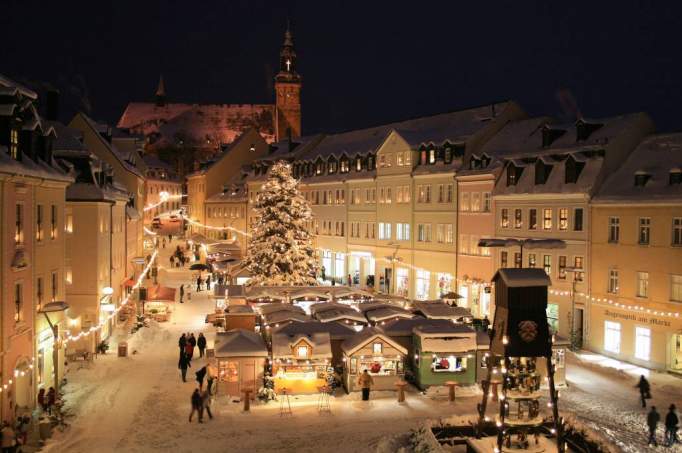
[412,324,478,390]
[341,327,408,392]
[144,285,176,322]
[213,329,268,400]
[271,331,333,394]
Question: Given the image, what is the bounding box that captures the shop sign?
[605,309,671,327]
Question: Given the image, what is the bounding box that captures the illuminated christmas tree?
[244,161,318,286]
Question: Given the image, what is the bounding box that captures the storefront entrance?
[671,334,682,372]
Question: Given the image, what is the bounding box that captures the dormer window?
[542,127,566,148]
[444,147,452,164]
[367,155,375,170]
[296,345,308,358]
[481,154,491,168]
[634,172,651,187]
[373,342,383,355]
[340,157,349,173]
[328,158,338,174]
[9,128,19,160]
[315,159,325,175]
[670,169,682,185]
[469,157,480,170]
[507,163,522,186]
[355,156,363,171]
[429,149,436,164]
[564,155,585,184]
[420,149,427,165]
[576,120,603,142]
[535,160,553,185]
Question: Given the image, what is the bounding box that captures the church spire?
[155,74,166,107]
[274,20,302,141]
[277,21,299,79]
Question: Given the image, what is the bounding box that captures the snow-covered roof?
[414,324,478,353]
[412,301,473,320]
[378,318,457,337]
[0,146,73,183]
[271,331,332,359]
[273,321,356,340]
[226,305,254,315]
[214,329,268,358]
[315,308,368,324]
[117,102,276,148]
[309,302,350,315]
[258,303,305,316]
[263,310,311,325]
[0,74,37,99]
[341,327,408,356]
[594,133,682,202]
[492,268,552,288]
[364,307,415,322]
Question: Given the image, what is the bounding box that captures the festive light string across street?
[143,192,183,212]
[173,214,682,319]
[63,250,159,344]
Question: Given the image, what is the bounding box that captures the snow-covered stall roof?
[226,305,254,315]
[214,329,268,358]
[364,307,415,323]
[262,310,311,326]
[492,268,552,288]
[213,284,246,298]
[309,302,351,316]
[273,321,356,340]
[315,308,368,324]
[594,133,682,203]
[341,327,407,356]
[378,318,456,337]
[413,324,478,353]
[412,301,473,320]
[271,331,332,359]
[257,303,305,316]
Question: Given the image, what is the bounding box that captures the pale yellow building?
[589,133,682,371]
[142,155,183,222]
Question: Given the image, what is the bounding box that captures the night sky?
[2,0,682,133]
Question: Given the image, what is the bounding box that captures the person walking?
[196,275,202,292]
[162,238,166,249]
[184,341,194,360]
[179,284,185,303]
[197,333,207,358]
[1,421,17,453]
[178,333,187,353]
[169,255,175,267]
[189,389,203,423]
[38,387,47,412]
[206,274,211,291]
[16,415,29,446]
[648,406,660,446]
[47,387,56,414]
[195,365,207,390]
[358,369,374,401]
[188,333,197,359]
[179,352,191,382]
[201,388,213,421]
[636,375,651,408]
[666,404,679,446]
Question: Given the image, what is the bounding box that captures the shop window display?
[431,355,467,373]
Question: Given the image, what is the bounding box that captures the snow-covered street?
[39,240,682,453]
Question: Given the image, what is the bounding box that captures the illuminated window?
[500,251,508,268]
[559,208,568,231]
[608,217,620,243]
[15,204,24,246]
[543,208,552,230]
[471,192,480,211]
[607,268,619,294]
[671,275,682,302]
[558,256,567,280]
[10,129,19,160]
[297,345,308,358]
[429,149,436,164]
[638,217,651,245]
[36,205,44,242]
[528,254,536,268]
[635,327,651,361]
[514,209,522,229]
[373,343,382,355]
[543,255,552,276]
[14,282,22,322]
[604,321,621,354]
[636,272,649,298]
[500,209,509,228]
[460,192,470,211]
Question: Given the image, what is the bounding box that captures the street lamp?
[386,242,402,295]
[38,301,69,392]
[565,266,582,350]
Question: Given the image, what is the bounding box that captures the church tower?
[274,23,302,140]
[155,74,166,107]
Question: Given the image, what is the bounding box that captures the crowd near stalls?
[271,330,332,394]
[341,328,408,392]
[213,329,268,399]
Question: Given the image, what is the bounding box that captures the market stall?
[341,327,407,392]
[412,300,473,323]
[144,285,176,321]
[214,329,268,400]
[271,331,332,394]
[411,324,478,390]
[274,321,355,368]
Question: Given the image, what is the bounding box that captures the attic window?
[670,170,682,185]
[367,155,375,170]
[340,158,349,173]
[296,345,308,358]
[469,157,480,170]
[316,160,325,175]
[564,156,585,184]
[576,120,603,142]
[420,150,427,165]
[373,342,383,354]
[542,127,565,148]
[444,147,452,164]
[535,160,553,185]
[328,159,338,174]
[355,157,363,171]
[506,164,522,186]
[429,149,436,164]
[481,154,491,168]
[634,172,651,187]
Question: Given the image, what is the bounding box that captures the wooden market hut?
[341,327,407,392]
[273,321,356,368]
[213,329,268,400]
[377,318,454,362]
[271,330,333,394]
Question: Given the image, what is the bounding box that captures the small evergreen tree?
[243,161,318,286]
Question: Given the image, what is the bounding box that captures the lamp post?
[565,266,581,350]
[38,301,69,392]
[386,242,401,295]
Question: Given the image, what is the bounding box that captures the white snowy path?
[41,240,682,452]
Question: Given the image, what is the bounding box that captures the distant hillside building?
[116,26,302,161]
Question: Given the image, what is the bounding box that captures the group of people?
[0,416,30,452]
[37,387,57,414]
[177,332,215,424]
[169,245,190,268]
[178,333,208,381]
[638,375,680,447]
[195,274,211,292]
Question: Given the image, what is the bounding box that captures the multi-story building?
[186,129,269,234]
[589,133,682,372]
[244,102,524,299]
[142,154,183,222]
[491,113,654,340]
[0,75,73,419]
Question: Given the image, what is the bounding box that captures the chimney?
[46,89,60,121]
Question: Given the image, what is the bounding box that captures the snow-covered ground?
[41,240,682,452]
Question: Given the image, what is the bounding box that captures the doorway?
[671,334,682,372]
[575,308,584,349]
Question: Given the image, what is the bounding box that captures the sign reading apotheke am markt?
[604,309,671,328]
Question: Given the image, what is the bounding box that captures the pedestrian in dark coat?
[179,353,191,382]
[189,389,203,423]
[184,342,193,359]
[636,375,651,408]
[195,366,207,390]
[38,388,47,411]
[666,404,679,446]
[196,276,202,292]
[200,389,213,420]
[178,333,186,352]
[188,333,197,358]
[206,275,211,291]
[47,387,56,413]
[648,406,660,446]
[179,284,185,303]
[197,333,207,358]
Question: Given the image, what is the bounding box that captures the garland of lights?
[62,250,158,344]
[143,193,183,212]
